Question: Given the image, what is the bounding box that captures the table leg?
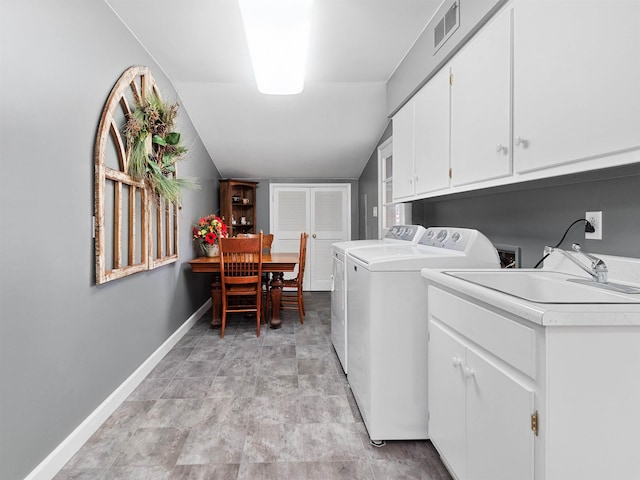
[269,272,284,328]
[261,273,271,325]
[210,274,221,328]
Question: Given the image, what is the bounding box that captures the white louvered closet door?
[310,187,349,290]
[271,184,350,291]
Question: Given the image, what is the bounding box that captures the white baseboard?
[24,299,212,480]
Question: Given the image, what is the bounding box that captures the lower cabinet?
[427,284,640,480]
[429,320,535,480]
[428,320,466,477]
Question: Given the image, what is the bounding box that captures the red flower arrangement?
[193,214,228,245]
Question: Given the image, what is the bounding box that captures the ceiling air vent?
[434,1,460,54]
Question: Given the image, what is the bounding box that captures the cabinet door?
[466,348,534,480]
[428,321,467,479]
[414,67,451,194]
[392,100,416,201]
[513,1,640,173]
[450,6,511,186]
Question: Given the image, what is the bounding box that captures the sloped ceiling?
[107,0,440,179]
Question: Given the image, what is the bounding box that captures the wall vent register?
[434,1,460,53]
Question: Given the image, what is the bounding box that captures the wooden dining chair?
[236,232,274,319]
[280,232,308,324]
[218,233,263,338]
[236,232,274,254]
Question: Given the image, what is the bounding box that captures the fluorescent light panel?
[239,0,313,95]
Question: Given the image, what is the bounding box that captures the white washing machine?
[331,225,426,374]
[346,227,500,443]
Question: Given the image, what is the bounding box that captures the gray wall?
[357,147,640,266]
[412,164,640,267]
[358,123,392,240]
[0,1,220,479]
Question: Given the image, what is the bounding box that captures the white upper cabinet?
[393,66,450,202]
[392,100,416,201]
[450,6,512,186]
[391,0,640,201]
[414,66,451,194]
[513,0,640,173]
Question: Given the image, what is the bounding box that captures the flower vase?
[202,243,219,257]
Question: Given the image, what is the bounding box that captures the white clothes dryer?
[331,225,426,374]
[346,227,500,443]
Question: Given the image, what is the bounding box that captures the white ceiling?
[107,0,441,179]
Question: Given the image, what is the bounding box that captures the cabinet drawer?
[429,287,536,378]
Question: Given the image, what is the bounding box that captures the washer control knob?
[436,229,448,242]
[451,232,461,243]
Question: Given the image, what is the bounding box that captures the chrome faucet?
[552,243,608,284]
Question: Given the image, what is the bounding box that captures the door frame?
[377,137,393,239]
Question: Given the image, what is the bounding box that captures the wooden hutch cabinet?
[219,179,258,237]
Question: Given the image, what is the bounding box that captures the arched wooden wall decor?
[95,66,179,285]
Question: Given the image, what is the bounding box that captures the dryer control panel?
[384,225,426,242]
[419,227,499,263]
[420,227,475,252]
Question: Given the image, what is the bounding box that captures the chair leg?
[298,291,304,324]
[221,297,227,339]
[256,313,261,337]
[256,296,261,337]
[262,284,270,325]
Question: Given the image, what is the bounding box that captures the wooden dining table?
[188,252,299,329]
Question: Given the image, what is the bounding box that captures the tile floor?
[55,292,452,480]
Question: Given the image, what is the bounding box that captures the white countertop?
[421,251,640,327]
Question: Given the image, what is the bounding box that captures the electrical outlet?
[372,206,378,218]
[585,211,602,240]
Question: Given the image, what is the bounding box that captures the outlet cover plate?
[585,211,602,240]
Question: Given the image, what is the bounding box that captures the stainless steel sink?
[445,270,640,304]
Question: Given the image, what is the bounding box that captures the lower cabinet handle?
[464,367,475,379]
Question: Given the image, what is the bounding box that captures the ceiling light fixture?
[239,0,313,95]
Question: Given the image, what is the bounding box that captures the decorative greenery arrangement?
[123,92,197,204]
[193,214,229,246]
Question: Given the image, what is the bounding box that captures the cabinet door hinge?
[449,168,453,179]
[449,73,453,86]
[531,410,539,436]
